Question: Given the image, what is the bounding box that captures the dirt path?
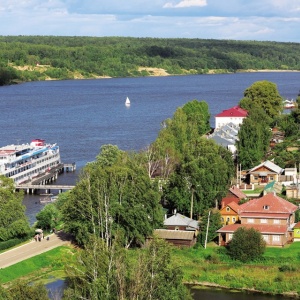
[0,231,73,269]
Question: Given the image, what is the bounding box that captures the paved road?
[0,231,73,269]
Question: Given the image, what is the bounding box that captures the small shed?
[153,229,196,247]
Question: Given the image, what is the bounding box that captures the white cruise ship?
[0,139,61,184]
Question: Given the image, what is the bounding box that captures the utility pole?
[190,188,194,219]
[204,210,211,249]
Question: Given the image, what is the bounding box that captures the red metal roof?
[215,106,248,118]
[239,193,298,215]
[229,185,247,199]
[221,197,240,208]
[227,201,240,213]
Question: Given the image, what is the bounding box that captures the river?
[1,73,300,299]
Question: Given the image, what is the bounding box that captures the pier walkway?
[15,162,76,194]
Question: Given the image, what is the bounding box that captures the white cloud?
[163,0,207,8]
[0,0,299,42]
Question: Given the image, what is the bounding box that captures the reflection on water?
[46,279,66,300]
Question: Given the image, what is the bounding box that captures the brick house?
[215,106,248,129]
[217,193,298,247]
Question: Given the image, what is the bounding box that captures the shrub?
[0,237,28,251]
[205,253,220,264]
[227,227,266,262]
[278,265,296,272]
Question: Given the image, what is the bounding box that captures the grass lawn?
[0,246,74,285]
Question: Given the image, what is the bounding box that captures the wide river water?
[1,72,299,299]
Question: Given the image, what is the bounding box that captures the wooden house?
[150,213,199,247]
[220,201,240,225]
[163,213,199,232]
[247,160,284,185]
[217,193,298,247]
[153,229,196,247]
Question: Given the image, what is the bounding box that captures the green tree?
[239,80,283,119]
[62,147,163,248]
[163,138,234,217]
[129,237,192,300]
[7,281,49,300]
[0,176,31,241]
[237,107,272,169]
[36,203,60,230]
[64,236,191,300]
[154,100,211,165]
[227,227,266,262]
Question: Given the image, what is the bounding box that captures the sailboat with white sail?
[125,97,130,106]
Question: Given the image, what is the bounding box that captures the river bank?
[173,243,300,298]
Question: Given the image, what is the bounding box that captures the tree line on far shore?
[0,36,300,85]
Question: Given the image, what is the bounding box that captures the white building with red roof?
[215,105,248,129]
[217,193,298,247]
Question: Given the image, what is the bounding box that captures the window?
[272,235,280,242]
[262,235,269,242]
[226,207,230,212]
[228,233,233,240]
[221,217,224,223]
[273,219,280,224]
[247,218,254,223]
[226,217,230,223]
[254,176,258,180]
[175,226,179,231]
[232,217,236,223]
[270,176,274,181]
[263,205,269,210]
[261,219,267,224]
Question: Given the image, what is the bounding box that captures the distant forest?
[0,36,299,85]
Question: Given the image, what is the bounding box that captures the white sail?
[125,97,130,106]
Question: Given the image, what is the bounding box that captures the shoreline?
[186,281,299,298]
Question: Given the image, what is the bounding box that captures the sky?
[0,0,299,43]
